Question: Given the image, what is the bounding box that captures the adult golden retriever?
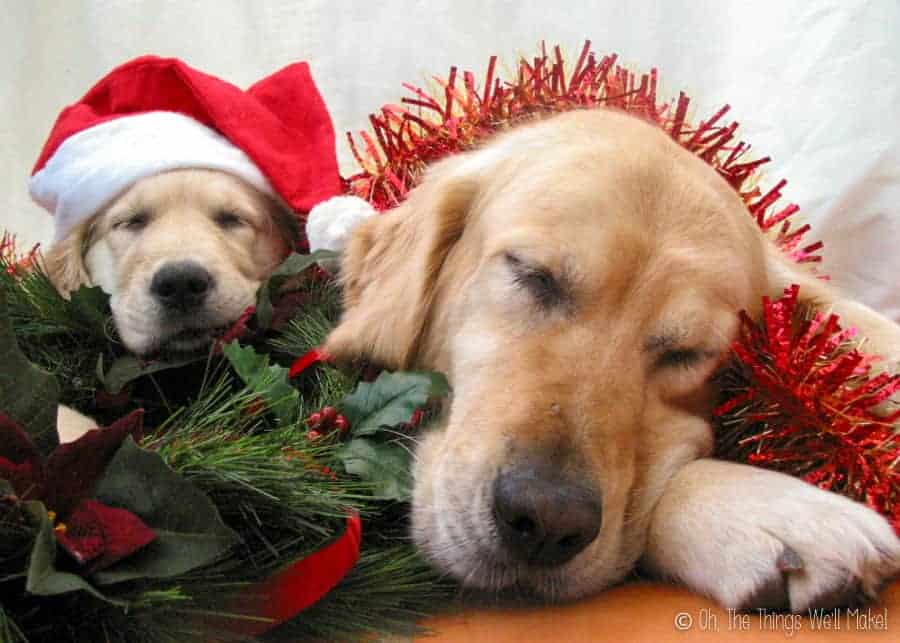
[325,109,900,612]
[45,168,297,356]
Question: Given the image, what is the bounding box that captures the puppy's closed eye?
[113,210,151,232]
[214,209,248,230]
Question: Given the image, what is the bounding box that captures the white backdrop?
[3,0,898,319]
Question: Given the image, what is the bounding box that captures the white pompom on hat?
[305,195,377,272]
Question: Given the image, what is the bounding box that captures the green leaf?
[223,341,299,425]
[256,250,337,327]
[0,290,60,453]
[91,437,241,584]
[68,285,110,331]
[340,371,449,437]
[23,500,124,605]
[101,353,203,394]
[337,438,413,501]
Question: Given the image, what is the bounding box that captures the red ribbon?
[224,347,354,636]
[289,347,330,378]
[232,514,362,636]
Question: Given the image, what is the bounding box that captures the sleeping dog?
[44,168,297,443]
[325,109,900,612]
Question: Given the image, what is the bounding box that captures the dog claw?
[777,545,804,572]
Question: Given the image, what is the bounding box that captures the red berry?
[410,409,424,426]
[321,406,338,422]
[334,415,349,433]
[307,430,321,441]
[306,412,322,428]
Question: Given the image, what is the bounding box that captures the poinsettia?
[0,409,155,573]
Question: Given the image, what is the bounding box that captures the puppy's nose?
[150,261,214,310]
[493,464,602,566]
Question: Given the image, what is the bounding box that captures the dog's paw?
[643,459,900,612]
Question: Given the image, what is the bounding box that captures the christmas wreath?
[2,41,899,643]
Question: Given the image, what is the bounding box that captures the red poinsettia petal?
[43,409,144,516]
[0,412,45,497]
[57,498,156,572]
[0,411,42,465]
[0,457,41,498]
[55,501,105,565]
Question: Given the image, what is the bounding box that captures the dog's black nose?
[150,261,214,310]
[493,464,602,566]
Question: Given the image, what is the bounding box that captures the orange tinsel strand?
[0,233,39,277]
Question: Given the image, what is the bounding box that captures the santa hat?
[30,55,360,243]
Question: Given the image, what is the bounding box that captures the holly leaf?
[256,250,336,327]
[101,353,204,394]
[0,291,60,454]
[337,438,413,502]
[91,437,241,584]
[223,341,299,425]
[339,371,449,437]
[23,500,124,605]
[68,285,110,333]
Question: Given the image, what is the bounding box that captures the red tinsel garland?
[715,286,900,533]
[346,40,822,264]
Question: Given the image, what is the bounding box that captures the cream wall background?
[2,0,899,319]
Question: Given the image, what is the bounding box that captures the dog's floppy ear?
[267,196,302,247]
[325,156,480,369]
[765,245,900,366]
[42,220,93,297]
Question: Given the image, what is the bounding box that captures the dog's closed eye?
[504,251,567,310]
[645,333,717,371]
[655,347,705,369]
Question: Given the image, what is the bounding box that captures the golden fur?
[326,109,900,610]
[45,169,295,355]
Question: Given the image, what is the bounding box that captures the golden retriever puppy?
[44,168,297,355]
[325,109,900,611]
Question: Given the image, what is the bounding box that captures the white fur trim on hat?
[306,195,376,272]
[30,111,277,242]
